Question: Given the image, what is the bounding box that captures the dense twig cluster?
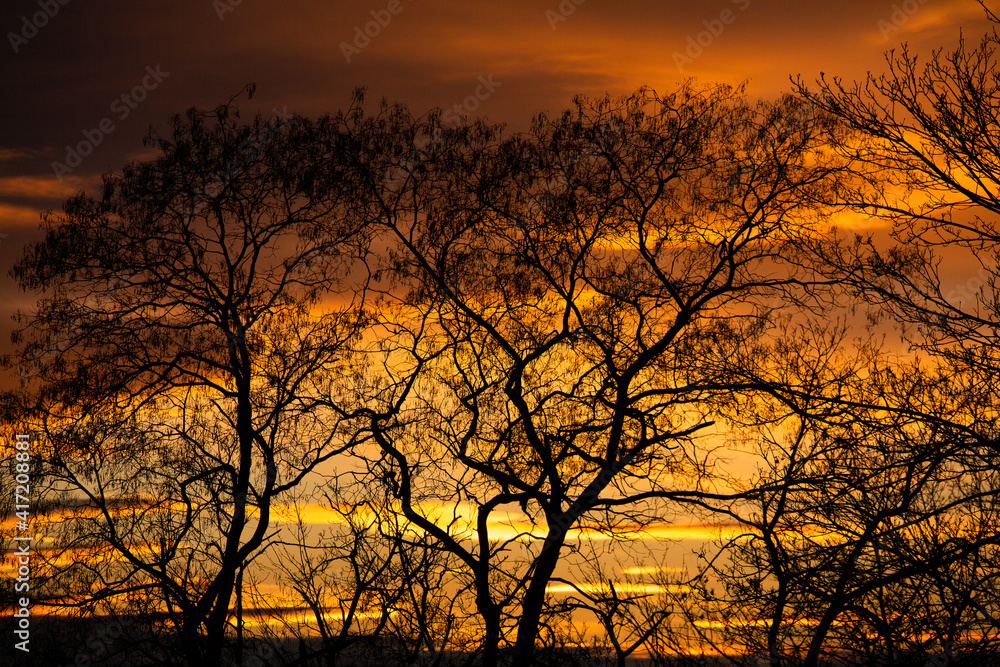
[8,16,1000,667]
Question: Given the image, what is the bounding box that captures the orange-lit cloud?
[546,581,692,596]
[272,500,746,544]
[0,203,45,228]
[620,565,685,576]
[0,175,99,201]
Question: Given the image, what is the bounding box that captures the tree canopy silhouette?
[8,96,373,665]
[10,35,1000,663]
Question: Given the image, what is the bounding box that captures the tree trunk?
[477,579,502,667]
[182,618,205,666]
[511,524,567,663]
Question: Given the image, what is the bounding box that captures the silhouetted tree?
[16,56,1000,665]
[6,92,373,666]
[334,83,851,665]
[693,355,1000,666]
[273,484,465,667]
[687,12,1000,666]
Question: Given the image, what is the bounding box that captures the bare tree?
[331,83,850,665]
[272,484,466,667]
[694,350,1000,667]
[5,92,372,666]
[16,56,1000,665]
[548,552,675,667]
[742,11,1000,665]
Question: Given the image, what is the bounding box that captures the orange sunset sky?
[1,0,991,533]
[1,0,994,526]
[5,2,1000,653]
[0,0,994,339]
